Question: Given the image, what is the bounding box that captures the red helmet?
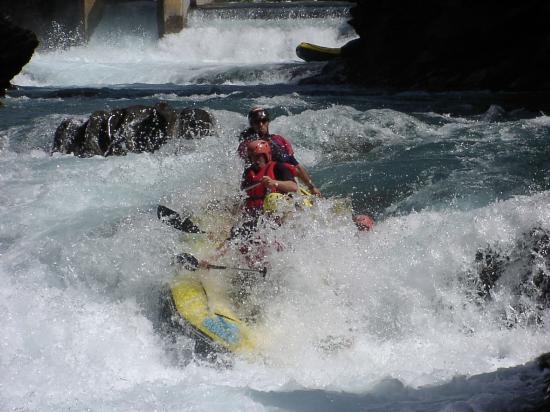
[246,139,272,163]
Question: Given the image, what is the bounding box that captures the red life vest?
[244,161,297,212]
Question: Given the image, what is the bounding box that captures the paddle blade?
[175,253,199,271]
[157,205,203,233]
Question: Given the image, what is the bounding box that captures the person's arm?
[295,163,321,196]
[261,177,298,194]
[261,163,298,193]
[273,135,321,196]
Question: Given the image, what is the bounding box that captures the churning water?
[1,2,550,411]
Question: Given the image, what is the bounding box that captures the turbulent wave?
[2,97,550,410]
[1,3,550,411]
[14,1,355,88]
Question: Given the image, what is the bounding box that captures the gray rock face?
[52,104,214,157]
[0,14,38,96]
[306,1,550,92]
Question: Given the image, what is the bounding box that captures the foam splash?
[14,6,354,87]
[1,97,550,409]
[242,191,550,389]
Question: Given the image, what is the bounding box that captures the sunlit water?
[1,2,550,411]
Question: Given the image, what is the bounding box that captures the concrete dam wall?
[2,0,215,45]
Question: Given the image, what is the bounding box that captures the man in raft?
[230,139,299,241]
[239,108,374,232]
[238,107,322,196]
[202,139,299,271]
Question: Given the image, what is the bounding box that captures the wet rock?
[2,1,84,49]
[157,103,214,140]
[305,1,550,93]
[467,227,550,325]
[52,103,214,157]
[0,14,38,96]
[179,107,215,139]
[474,247,507,298]
[52,119,86,155]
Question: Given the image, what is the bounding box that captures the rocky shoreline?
[304,0,550,93]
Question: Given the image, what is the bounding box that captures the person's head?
[248,107,270,137]
[246,139,271,167]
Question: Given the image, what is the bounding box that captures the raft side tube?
[296,42,341,62]
[158,284,229,360]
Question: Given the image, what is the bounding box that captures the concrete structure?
[8,0,335,42]
[156,0,215,36]
[81,0,216,38]
[82,0,104,40]
[157,0,194,36]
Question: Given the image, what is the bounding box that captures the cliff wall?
[321,0,550,91]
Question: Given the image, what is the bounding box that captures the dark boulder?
[156,103,214,140]
[0,14,39,96]
[52,104,214,157]
[304,1,550,93]
[52,119,86,155]
[2,0,84,49]
[466,227,550,326]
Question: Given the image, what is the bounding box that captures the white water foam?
[14,5,354,87]
[1,96,549,409]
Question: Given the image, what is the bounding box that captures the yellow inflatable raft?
[165,269,257,357]
[296,42,341,62]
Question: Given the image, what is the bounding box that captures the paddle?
[157,205,203,233]
[175,252,267,277]
[158,184,266,234]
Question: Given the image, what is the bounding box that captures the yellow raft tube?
[167,269,257,357]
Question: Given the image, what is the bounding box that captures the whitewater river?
[1,2,550,411]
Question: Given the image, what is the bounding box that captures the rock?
[83,109,126,156]
[52,119,86,155]
[0,14,38,96]
[466,227,550,325]
[303,1,550,93]
[102,106,168,155]
[157,102,214,140]
[52,104,214,157]
[2,1,84,50]
[179,107,215,139]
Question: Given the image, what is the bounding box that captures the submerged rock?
[52,103,214,157]
[466,227,550,326]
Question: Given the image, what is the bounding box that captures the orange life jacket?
[243,161,296,212]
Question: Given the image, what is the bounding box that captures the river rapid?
[1,2,550,411]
